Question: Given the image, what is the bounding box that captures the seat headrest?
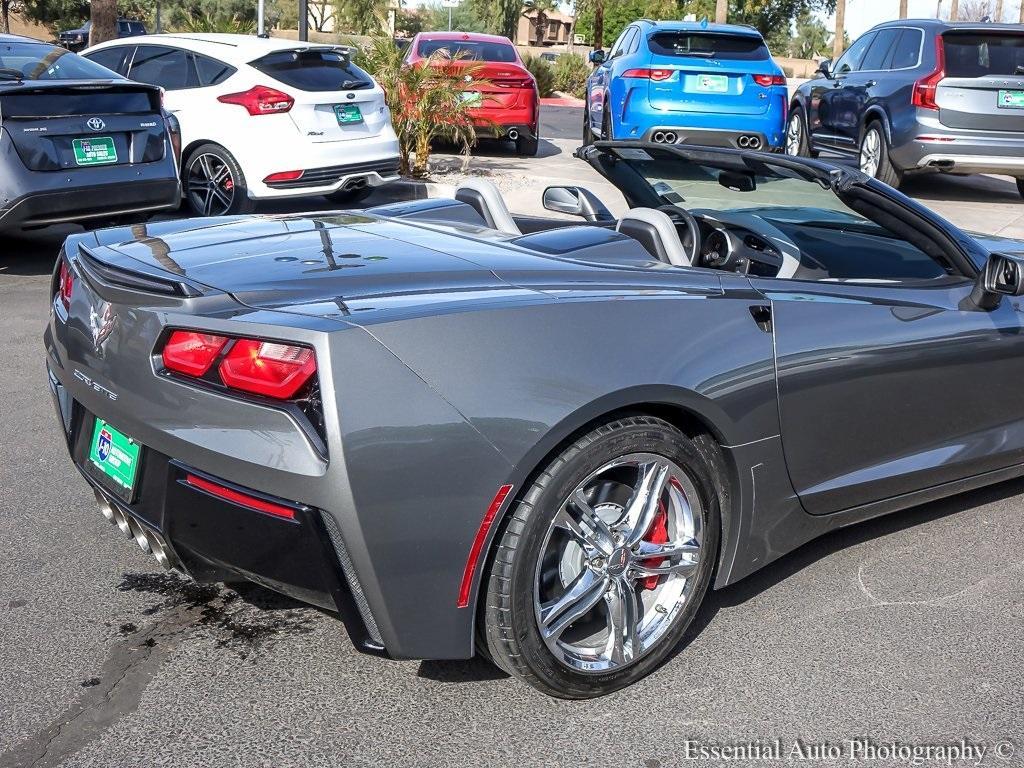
[616,208,690,266]
[454,179,521,236]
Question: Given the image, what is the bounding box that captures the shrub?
[521,53,555,98]
[552,52,589,99]
[365,35,486,178]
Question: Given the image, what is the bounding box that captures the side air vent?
[78,246,204,298]
[320,511,384,646]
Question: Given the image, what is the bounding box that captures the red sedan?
[405,32,540,156]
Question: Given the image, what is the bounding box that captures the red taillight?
[218,339,317,399]
[263,170,304,183]
[185,473,296,520]
[912,36,945,110]
[162,330,229,377]
[753,74,787,87]
[622,68,674,81]
[494,77,534,89]
[217,85,294,116]
[58,258,74,311]
[457,484,514,608]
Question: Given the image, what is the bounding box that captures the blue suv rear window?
[648,32,769,60]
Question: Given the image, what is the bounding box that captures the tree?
[307,0,334,31]
[21,0,88,34]
[790,10,828,58]
[522,0,557,46]
[465,0,519,38]
[954,0,993,19]
[575,0,676,51]
[89,0,118,44]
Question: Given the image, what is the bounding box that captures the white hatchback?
[84,34,401,216]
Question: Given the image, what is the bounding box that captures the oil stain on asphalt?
[0,572,317,768]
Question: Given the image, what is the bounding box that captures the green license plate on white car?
[88,418,141,500]
[72,136,117,166]
[998,90,1024,109]
[334,104,363,124]
[695,74,728,93]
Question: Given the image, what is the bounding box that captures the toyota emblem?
[86,117,106,131]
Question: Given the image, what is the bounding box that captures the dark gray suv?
[786,19,1024,198]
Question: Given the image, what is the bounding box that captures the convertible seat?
[455,179,521,235]
[616,208,690,266]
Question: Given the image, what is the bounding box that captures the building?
[516,8,573,46]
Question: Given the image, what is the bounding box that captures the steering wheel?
[657,205,701,265]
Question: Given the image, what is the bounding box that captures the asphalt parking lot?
[3,130,1024,768]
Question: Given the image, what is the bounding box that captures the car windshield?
[647,32,769,60]
[600,146,953,281]
[0,41,119,80]
[943,32,1024,77]
[417,39,517,62]
[251,48,373,91]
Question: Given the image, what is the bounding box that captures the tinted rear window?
[0,91,155,118]
[0,42,121,81]
[416,40,517,62]
[648,32,769,60]
[251,49,372,91]
[944,33,1024,77]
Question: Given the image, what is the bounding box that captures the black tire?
[516,130,540,156]
[859,122,903,188]
[602,109,614,141]
[785,107,811,157]
[482,415,720,698]
[1016,178,1024,200]
[325,186,373,206]
[183,143,255,217]
[582,107,595,145]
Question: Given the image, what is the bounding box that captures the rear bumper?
[236,128,401,200]
[48,373,387,655]
[892,115,1024,175]
[641,125,773,150]
[622,94,786,148]
[0,179,180,230]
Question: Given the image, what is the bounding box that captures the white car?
[84,34,401,216]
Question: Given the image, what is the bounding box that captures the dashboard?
[684,209,804,279]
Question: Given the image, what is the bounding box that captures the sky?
[825,0,1023,38]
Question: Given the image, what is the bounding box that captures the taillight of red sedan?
[161,330,316,400]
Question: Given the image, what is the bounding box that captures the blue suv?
[584,20,788,150]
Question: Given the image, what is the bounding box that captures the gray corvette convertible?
[45,142,1024,697]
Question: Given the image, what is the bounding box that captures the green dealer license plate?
[88,418,141,499]
[998,90,1024,109]
[334,104,363,125]
[72,136,118,166]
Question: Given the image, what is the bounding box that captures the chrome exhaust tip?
[652,131,664,143]
[126,515,152,554]
[508,128,519,140]
[94,489,116,524]
[748,136,762,149]
[737,135,749,148]
[663,131,677,144]
[148,531,171,569]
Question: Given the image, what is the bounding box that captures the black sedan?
[0,34,180,233]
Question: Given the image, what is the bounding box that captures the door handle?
[864,79,877,88]
[749,305,773,333]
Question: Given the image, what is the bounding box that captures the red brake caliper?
[641,501,668,590]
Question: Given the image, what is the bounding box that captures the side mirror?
[969,252,1024,310]
[542,186,614,222]
[816,59,832,79]
[589,49,606,65]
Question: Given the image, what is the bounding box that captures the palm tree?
[523,0,558,46]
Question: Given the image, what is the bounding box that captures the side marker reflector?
[457,484,514,608]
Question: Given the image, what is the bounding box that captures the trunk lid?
[445,59,535,111]
[0,81,165,171]
[937,30,1024,132]
[248,47,388,143]
[643,30,776,115]
[81,214,519,315]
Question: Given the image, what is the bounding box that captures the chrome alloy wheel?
[785,112,802,156]
[859,128,881,178]
[187,153,236,216]
[533,453,704,673]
